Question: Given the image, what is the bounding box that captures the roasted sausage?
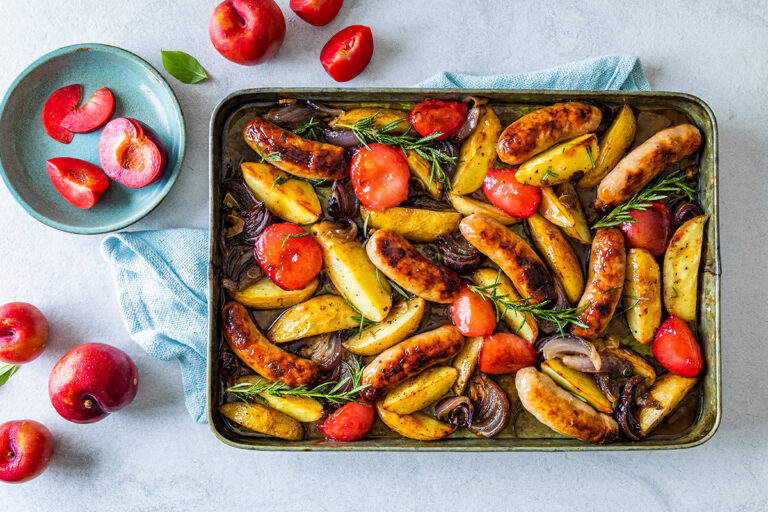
[243,117,350,180]
[460,213,556,304]
[515,367,618,443]
[496,102,602,165]
[572,228,626,339]
[366,229,461,303]
[222,302,319,386]
[361,325,465,402]
[595,123,702,211]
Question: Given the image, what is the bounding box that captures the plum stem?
[84,397,94,409]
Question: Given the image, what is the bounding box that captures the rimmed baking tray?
[208,89,720,451]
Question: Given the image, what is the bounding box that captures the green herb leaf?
[161,50,207,84]
[0,363,19,386]
[293,117,322,141]
[281,231,310,248]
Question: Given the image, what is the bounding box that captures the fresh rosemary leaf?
[253,144,282,164]
[343,295,379,338]
[293,117,322,141]
[281,231,310,248]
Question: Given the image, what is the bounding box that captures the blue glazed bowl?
[0,43,185,234]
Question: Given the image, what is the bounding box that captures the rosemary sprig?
[541,166,559,182]
[593,171,696,228]
[227,356,370,406]
[0,363,19,386]
[335,111,456,192]
[281,231,310,248]
[343,295,379,338]
[586,146,595,168]
[272,175,291,187]
[271,174,326,189]
[253,144,282,164]
[376,268,411,299]
[617,295,647,315]
[293,117,322,141]
[469,269,589,334]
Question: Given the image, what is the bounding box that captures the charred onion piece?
[456,105,482,142]
[327,180,359,218]
[616,375,644,441]
[435,396,474,428]
[323,128,360,148]
[435,140,458,177]
[468,373,510,437]
[563,353,631,376]
[220,349,240,381]
[435,231,484,273]
[595,373,620,405]
[673,202,705,227]
[263,103,318,130]
[536,282,570,334]
[285,333,343,373]
[538,334,602,371]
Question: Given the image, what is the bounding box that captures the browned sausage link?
[459,213,556,304]
[572,228,626,339]
[366,229,461,304]
[222,302,319,386]
[361,325,465,402]
[515,367,618,443]
[243,117,350,180]
[595,124,702,211]
[496,102,602,165]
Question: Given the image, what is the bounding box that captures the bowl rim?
[0,42,186,235]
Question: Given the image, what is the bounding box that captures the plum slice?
[46,157,109,209]
[42,84,81,143]
[98,117,167,188]
[61,87,115,133]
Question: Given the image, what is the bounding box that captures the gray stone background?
[1,1,766,510]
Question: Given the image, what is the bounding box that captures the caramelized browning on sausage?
[496,102,602,165]
[515,367,618,443]
[366,229,462,303]
[222,302,319,386]
[361,325,465,402]
[595,123,702,211]
[572,228,626,339]
[243,117,350,180]
[460,213,556,304]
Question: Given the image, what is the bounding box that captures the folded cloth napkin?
[102,55,651,423]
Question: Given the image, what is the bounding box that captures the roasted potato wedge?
[343,297,426,356]
[663,215,705,321]
[330,108,410,133]
[637,373,698,436]
[241,162,321,224]
[220,402,304,441]
[268,294,359,343]
[407,150,442,200]
[578,105,637,188]
[449,194,520,225]
[624,248,662,344]
[229,277,318,310]
[375,402,457,441]
[555,182,592,244]
[515,134,600,186]
[381,366,458,415]
[452,336,482,395]
[311,221,392,322]
[539,186,575,228]
[602,346,656,386]
[452,105,502,195]
[233,375,324,422]
[360,206,462,243]
[471,268,538,343]
[540,359,613,414]
[526,213,584,304]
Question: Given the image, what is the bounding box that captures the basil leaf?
[161,50,207,84]
[0,363,19,386]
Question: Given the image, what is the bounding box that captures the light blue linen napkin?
[101,55,650,423]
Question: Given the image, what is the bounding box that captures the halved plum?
[46,157,109,209]
[61,87,115,133]
[42,84,81,143]
[98,118,167,188]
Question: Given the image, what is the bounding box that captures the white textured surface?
[0,1,766,510]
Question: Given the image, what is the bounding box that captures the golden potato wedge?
[407,150,442,200]
[637,373,698,436]
[220,401,304,441]
[526,213,584,304]
[375,402,457,441]
[663,215,706,321]
[268,294,359,343]
[624,248,662,344]
[449,194,520,225]
[602,346,656,386]
[233,375,324,422]
[515,134,600,186]
[330,108,410,134]
[229,277,318,310]
[360,206,462,243]
[382,366,458,414]
[471,268,538,342]
[555,182,593,244]
[539,186,575,228]
[241,162,321,224]
[540,359,613,413]
[452,336,482,395]
[452,105,502,195]
[578,105,637,189]
[343,297,426,356]
[311,221,392,322]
